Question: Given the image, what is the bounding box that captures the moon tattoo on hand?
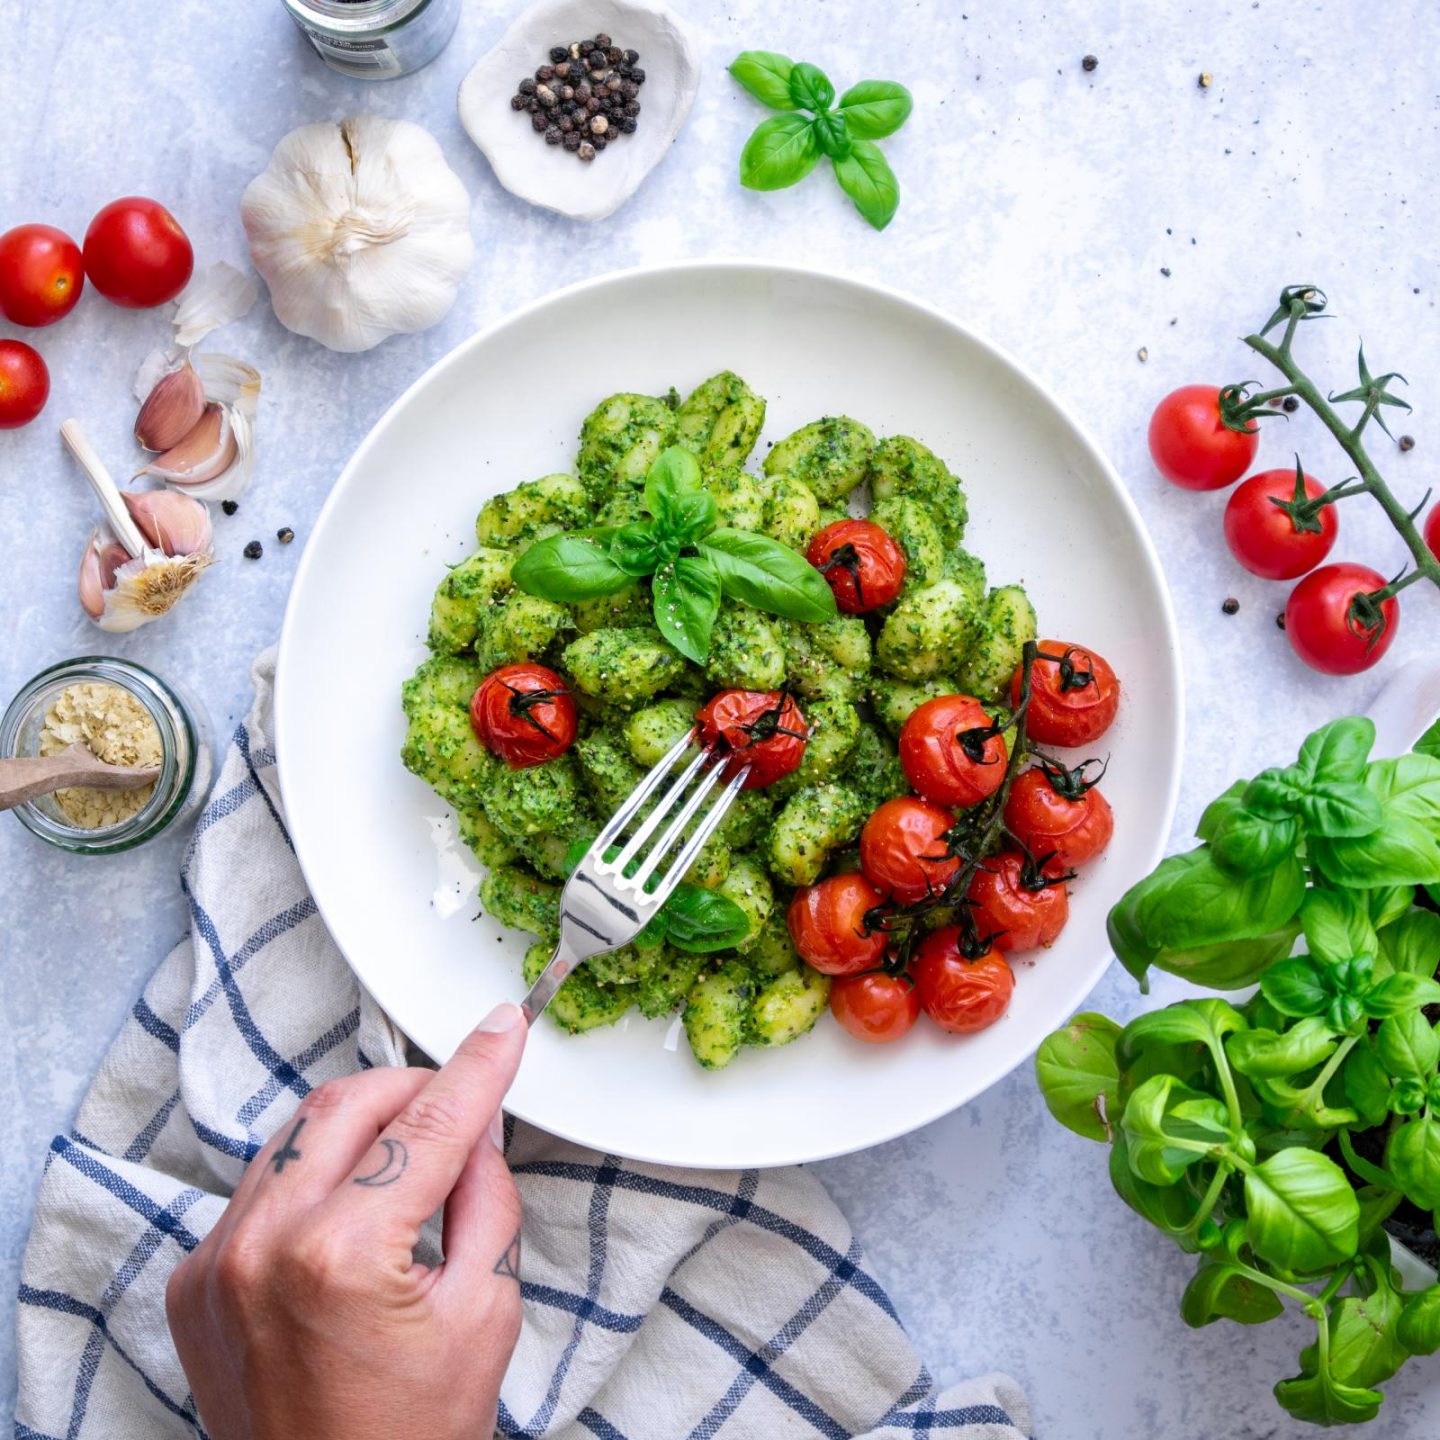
[353,1137,409,1187]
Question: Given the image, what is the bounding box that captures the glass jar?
[1,657,213,856]
[281,0,460,79]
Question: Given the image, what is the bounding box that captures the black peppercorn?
[617,115,638,133]
[536,64,554,81]
[526,96,540,113]
[1400,434,1416,451]
[606,75,622,92]
[243,540,263,560]
[585,97,601,113]
[531,112,548,132]
[590,115,609,134]
[549,45,567,63]
[277,526,295,544]
[1221,597,1239,615]
[623,100,640,117]
[629,67,645,83]
[1276,611,1287,630]
[592,134,607,151]
[510,94,527,111]
[578,141,596,161]
[563,131,582,151]
[558,115,573,131]
[221,499,239,516]
[576,80,592,100]
[518,77,536,95]
[624,48,639,64]
[536,84,558,106]
[606,46,622,63]
[544,126,562,144]
[593,32,612,47]
[621,80,638,99]
[1282,396,1299,412]
[554,60,572,78]
[1082,54,1098,71]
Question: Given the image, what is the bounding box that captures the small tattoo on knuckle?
[270,1118,306,1174]
[352,1137,409,1187]
[493,1227,522,1281]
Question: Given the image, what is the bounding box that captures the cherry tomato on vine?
[967,850,1070,953]
[1148,384,1258,491]
[786,872,887,976]
[859,796,958,904]
[0,224,85,327]
[806,518,907,613]
[829,971,921,1043]
[0,341,50,429]
[1223,466,1338,580]
[911,928,1015,1034]
[1284,562,1398,676]
[1003,765,1114,870]
[1013,641,1120,748]
[1424,504,1440,565]
[899,694,1007,808]
[696,688,808,789]
[83,198,193,309]
[469,662,576,768]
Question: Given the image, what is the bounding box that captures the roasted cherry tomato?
[967,850,1070,953]
[1013,641,1120,748]
[1223,466,1337,580]
[859,796,958,904]
[0,340,50,429]
[696,688,808,789]
[469,662,576,768]
[1148,384,1258,491]
[1424,503,1440,565]
[829,971,921,1043]
[1284,562,1398,676]
[83,197,193,309]
[786,872,887,976]
[806,518,907,613]
[899,694,1007,808]
[911,928,1015,1034]
[0,224,85,327]
[1002,764,1113,870]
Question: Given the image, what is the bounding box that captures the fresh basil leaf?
[1324,1283,1408,1389]
[728,50,798,110]
[1195,778,1248,842]
[1180,1256,1284,1328]
[651,555,721,665]
[609,521,668,576]
[1298,780,1385,839]
[1398,1285,1440,1356]
[1210,806,1300,876]
[643,444,704,525]
[1378,909,1440,975]
[1274,1367,1383,1426]
[1312,754,1440,887]
[1296,716,1376,785]
[666,490,718,547]
[787,60,835,112]
[831,137,900,230]
[836,79,914,139]
[1386,1115,1440,1210]
[1391,1077,1427,1114]
[812,108,853,160]
[1034,1012,1122,1141]
[511,532,633,601]
[1415,716,1440,761]
[1119,998,1246,1066]
[1120,1074,1234,1186]
[1245,768,1304,819]
[700,528,838,622]
[1228,1017,1338,1080]
[739,113,821,191]
[1342,1041,1394,1128]
[1259,956,1331,1017]
[1244,1147,1359,1272]
[663,883,751,953]
[1376,1011,1440,1080]
[1300,888,1378,967]
[1370,884,1418,930]
[1365,971,1440,1018]
[1108,1136,1209,1248]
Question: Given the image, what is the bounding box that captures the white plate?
[275,262,1183,1169]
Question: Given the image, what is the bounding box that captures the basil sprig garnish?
[729,51,912,230]
[512,444,836,663]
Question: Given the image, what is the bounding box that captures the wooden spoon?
[0,743,161,813]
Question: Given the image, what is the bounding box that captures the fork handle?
[519,937,586,1023]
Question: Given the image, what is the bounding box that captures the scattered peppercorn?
[277,526,295,544]
[1160,267,1171,277]
[221,499,239,516]
[1081,54,1098,71]
[513,34,646,161]
[1283,396,1300,412]
[1222,597,1239,615]
[549,45,567,63]
[1198,71,1213,88]
[1276,611,1287,630]
[1400,434,1415,451]
[243,540,263,560]
[1137,346,1149,362]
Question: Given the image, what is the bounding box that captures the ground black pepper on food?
[243,540,263,560]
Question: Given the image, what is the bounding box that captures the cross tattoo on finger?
[271,1118,306,1174]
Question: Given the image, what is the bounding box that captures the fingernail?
[475,1002,525,1035]
[489,1109,505,1152]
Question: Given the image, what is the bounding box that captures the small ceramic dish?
[457,0,700,221]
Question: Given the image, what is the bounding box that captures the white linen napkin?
[14,651,1032,1439]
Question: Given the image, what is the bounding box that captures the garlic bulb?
[63,420,214,632]
[240,113,474,353]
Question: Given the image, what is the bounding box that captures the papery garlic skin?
[171,262,258,349]
[77,524,213,632]
[240,113,474,353]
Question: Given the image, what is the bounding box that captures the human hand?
[166,1002,528,1440]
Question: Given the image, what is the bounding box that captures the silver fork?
[519,730,751,1022]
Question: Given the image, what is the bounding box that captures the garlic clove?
[136,404,237,485]
[78,530,148,623]
[134,359,207,452]
[96,551,212,631]
[122,489,213,557]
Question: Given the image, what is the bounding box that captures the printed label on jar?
[302,30,404,74]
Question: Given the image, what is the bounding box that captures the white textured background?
[3,0,1439,1434]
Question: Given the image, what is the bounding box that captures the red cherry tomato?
[1148,384,1258,491]
[806,518,907,613]
[911,928,1015,1034]
[83,198,194,309]
[898,694,1007,809]
[1223,467,1338,580]
[1013,641,1120,748]
[1284,563,1398,676]
[829,971,921,1043]
[469,663,576,768]
[967,850,1070,953]
[786,873,888,976]
[0,341,50,429]
[1423,504,1440,564]
[1002,765,1114,870]
[696,689,808,789]
[859,796,958,903]
[0,224,85,327]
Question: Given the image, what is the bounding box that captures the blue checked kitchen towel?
[14,651,1032,1440]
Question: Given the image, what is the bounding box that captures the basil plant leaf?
[1300,888,1378,967]
[1227,1017,1339,1080]
[728,50,798,110]
[1298,780,1385,839]
[1120,1074,1235,1187]
[812,109,853,160]
[1415,715,1440,761]
[651,555,721,665]
[739,113,821,191]
[1379,909,1440,975]
[1397,1285,1440,1356]
[1107,1136,1210,1251]
[643,444,704,526]
[700,528,837,622]
[512,533,633,601]
[787,60,835,112]
[1368,884,1416,930]
[1365,971,1440,1018]
[1119,998,1246,1066]
[831,137,901,231]
[1385,1115,1440,1211]
[1296,715,1376,785]
[663,883,751,953]
[1376,1011,1440,1081]
[666,490,719,547]
[1342,1041,1394,1128]
[1258,956,1331,1017]
[1274,1368,1383,1426]
[1195,778,1248,843]
[1311,754,1440,887]
[1244,769,1304,820]
[1244,1147,1359,1273]
[1034,1012,1122,1142]
[1323,1284,1408,1389]
[1209,806,1300,876]
[837,80,914,139]
[1180,1256,1285,1328]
